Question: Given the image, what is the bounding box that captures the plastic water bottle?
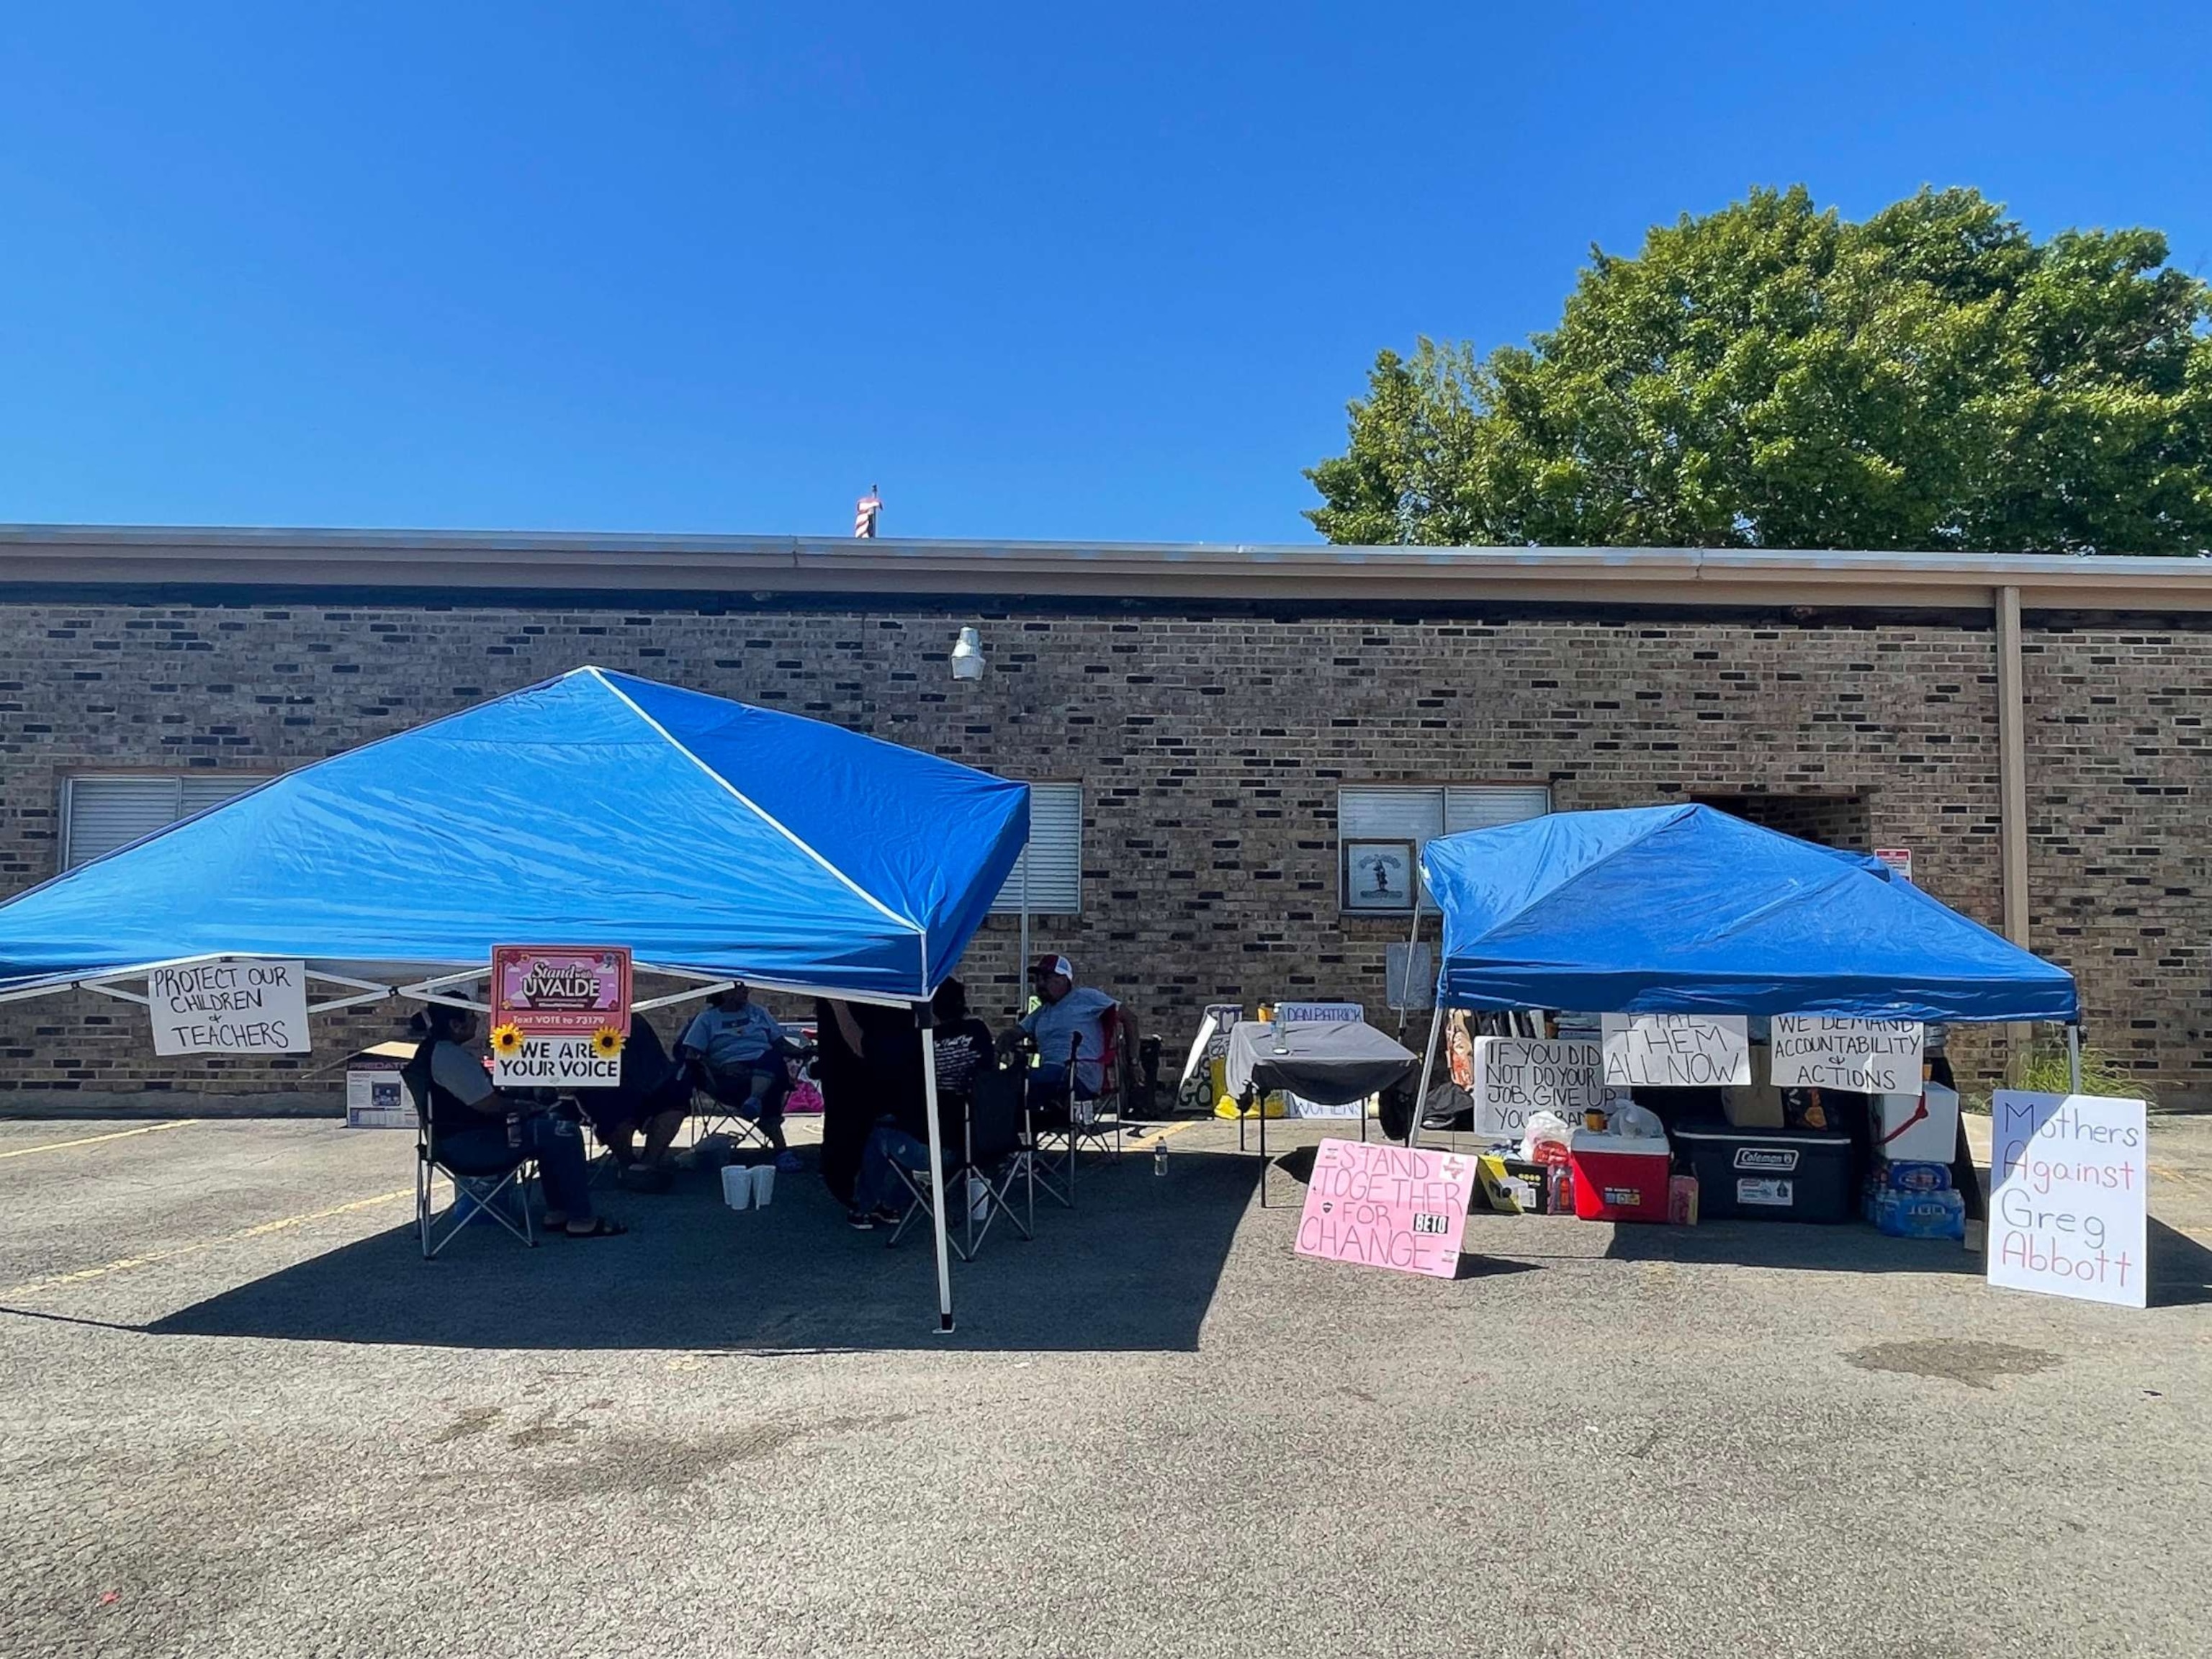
[1154,1138,1167,1177]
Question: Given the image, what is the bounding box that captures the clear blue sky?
[3,1,2206,544]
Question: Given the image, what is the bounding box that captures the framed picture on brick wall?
[1343,838,1416,913]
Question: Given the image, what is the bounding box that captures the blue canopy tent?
[1406,804,2081,1141]
[0,666,1032,1329]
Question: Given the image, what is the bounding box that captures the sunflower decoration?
[591,1024,626,1061]
[490,1022,526,1058]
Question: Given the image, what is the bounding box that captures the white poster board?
[1601,1014,1750,1088]
[148,958,311,1056]
[1987,1091,2147,1309]
[495,1035,622,1090]
[1470,1036,1625,1139]
[1277,1002,1367,1118]
[1769,1016,1923,1093]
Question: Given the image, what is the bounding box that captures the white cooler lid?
[1569,1129,1671,1155]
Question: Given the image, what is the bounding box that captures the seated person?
[410,1005,625,1238]
[1000,953,1128,1118]
[679,983,801,1151]
[928,976,997,1104]
[575,1012,692,1186]
[845,984,976,1231]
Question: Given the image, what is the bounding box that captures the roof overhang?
[4,524,2211,613]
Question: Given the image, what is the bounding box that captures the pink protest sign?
[491,945,632,1037]
[1295,1138,1478,1280]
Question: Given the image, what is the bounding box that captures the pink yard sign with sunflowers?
[1294,1138,1478,1280]
[488,945,632,1089]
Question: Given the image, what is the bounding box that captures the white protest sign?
[1987,1091,2147,1310]
[1471,1037,1625,1139]
[148,958,311,1056]
[1769,1016,1924,1093]
[1601,1014,1750,1088]
[495,1035,622,1090]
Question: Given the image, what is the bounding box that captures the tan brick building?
[1,527,2208,1109]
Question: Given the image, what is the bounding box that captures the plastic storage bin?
[1567,1130,1673,1223]
[1672,1125,1855,1222]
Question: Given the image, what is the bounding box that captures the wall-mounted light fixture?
[950,626,987,681]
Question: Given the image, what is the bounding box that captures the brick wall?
[0,596,2200,1107]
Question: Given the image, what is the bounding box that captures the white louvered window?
[1339,784,1550,912]
[61,774,271,871]
[992,781,1082,914]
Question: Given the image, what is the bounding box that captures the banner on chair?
[148,958,311,1055]
[490,944,631,1089]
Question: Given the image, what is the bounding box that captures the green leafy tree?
[1306,186,2212,553]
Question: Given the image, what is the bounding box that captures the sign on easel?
[1987,1091,2147,1309]
[1295,1138,1478,1280]
[148,958,311,1055]
[490,944,631,1088]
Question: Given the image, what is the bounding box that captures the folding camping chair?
[1028,1006,1133,1208]
[402,1053,537,1259]
[888,1065,1035,1261]
[678,1046,792,1156]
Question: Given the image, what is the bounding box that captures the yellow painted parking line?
[0,1119,199,1161]
[4,1186,410,1299]
[1128,1120,1208,1151]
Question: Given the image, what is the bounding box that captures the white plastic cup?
[750,1163,775,1208]
[721,1164,752,1210]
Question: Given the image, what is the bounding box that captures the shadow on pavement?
[2148,1218,2212,1308]
[1601,1220,1984,1275]
[143,1148,1260,1353]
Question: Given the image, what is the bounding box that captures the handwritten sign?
[1601,1014,1750,1088]
[1295,1138,1478,1279]
[1770,1016,1923,1093]
[1987,1091,2147,1309]
[1470,1037,1624,1139]
[148,958,310,1056]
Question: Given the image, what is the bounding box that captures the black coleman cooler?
[1673,1126,1855,1223]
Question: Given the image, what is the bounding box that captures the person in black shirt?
[929,977,997,1101]
[844,979,989,1229]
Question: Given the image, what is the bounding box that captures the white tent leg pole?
[1406,1001,1445,1150]
[1020,850,1031,1025]
[1396,904,1421,1043]
[2067,1024,2082,1094]
[918,1006,956,1334]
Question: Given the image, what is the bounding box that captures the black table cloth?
[1224,1020,1417,1106]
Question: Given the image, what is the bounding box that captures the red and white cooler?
[1568,1129,1673,1223]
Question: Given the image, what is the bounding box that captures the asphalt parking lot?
[3,1110,2210,1659]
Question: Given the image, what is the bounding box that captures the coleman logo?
[1735,1148,1799,1172]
